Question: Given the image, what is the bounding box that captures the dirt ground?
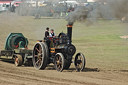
[0,58,128,85]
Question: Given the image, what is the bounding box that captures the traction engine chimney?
[67,22,73,45]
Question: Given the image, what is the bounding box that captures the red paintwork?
[14,1,22,7]
[0,1,11,4]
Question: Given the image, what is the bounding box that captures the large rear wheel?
[74,53,85,71]
[54,53,65,72]
[33,42,48,70]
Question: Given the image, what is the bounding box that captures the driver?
[45,27,49,37]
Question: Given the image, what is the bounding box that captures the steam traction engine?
[33,23,86,72]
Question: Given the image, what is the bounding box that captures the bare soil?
[0,58,128,85]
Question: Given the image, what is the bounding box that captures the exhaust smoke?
[66,0,128,24]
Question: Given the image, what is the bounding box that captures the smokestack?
[67,22,73,45]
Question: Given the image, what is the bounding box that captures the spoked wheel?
[15,54,23,66]
[33,42,48,70]
[54,53,65,72]
[74,53,86,72]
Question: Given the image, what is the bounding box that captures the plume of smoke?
[66,0,128,24]
[95,0,128,19]
[66,6,89,23]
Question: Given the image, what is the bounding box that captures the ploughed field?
[0,13,128,85]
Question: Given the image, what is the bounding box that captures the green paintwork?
[5,33,28,50]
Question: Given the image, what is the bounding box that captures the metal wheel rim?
[76,55,83,70]
[75,53,85,71]
[33,43,43,68]
[54,53,64,72]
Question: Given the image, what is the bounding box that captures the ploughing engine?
[0,33,32,66]
[33,23,86,72]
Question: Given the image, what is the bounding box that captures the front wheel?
[54,53,65,72]
[74,53,86,71]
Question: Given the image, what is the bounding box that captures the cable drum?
[6,34,28,50]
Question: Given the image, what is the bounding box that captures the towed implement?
[33,23,86,72]
[0,33,32,66]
